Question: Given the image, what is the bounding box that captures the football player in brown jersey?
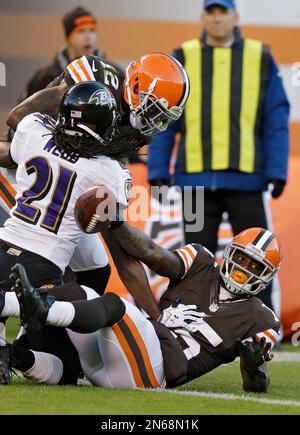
[100,223,281,392]
[0,224,280,392]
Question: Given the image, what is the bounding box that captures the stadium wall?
[0,0,299,154]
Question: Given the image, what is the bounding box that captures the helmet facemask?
[220,243,278,296]
[54,113,120,159]
[130,87,183,136]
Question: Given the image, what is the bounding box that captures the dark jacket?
[20,47,104,100]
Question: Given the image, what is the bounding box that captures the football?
[74,185,118,233]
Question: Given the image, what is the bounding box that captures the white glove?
[159,304,205,329]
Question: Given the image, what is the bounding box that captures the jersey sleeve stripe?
[261,329,279,344]
[177,249,189,274]
[0,173,16,209]
[256,333,275,348]
[81,56,96,81]
[184,245,197,261]
[181,245,197,267]
[256,329,280,348]
[77,58,93,81]
[67,64,82,83]
[176,244,198,276]
[179,248,193,268]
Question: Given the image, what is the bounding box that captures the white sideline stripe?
[272,352,300,362]
[233,353,300,362]
[147,389,300,408]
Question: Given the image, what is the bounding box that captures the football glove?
[159,304,205,329]
[267,179,285,199]
[235,335,273,371]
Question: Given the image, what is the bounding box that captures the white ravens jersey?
[0,113,131,273]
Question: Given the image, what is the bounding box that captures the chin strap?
[76,124,103,142]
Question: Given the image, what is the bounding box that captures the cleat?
[0,343,12,385]
[10,264,55,333]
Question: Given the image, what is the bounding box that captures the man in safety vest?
[147,0,290,311]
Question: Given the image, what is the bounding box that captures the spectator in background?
[20,6,104,99]
[147,0,290,310]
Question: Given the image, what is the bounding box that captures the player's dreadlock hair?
[96,125,146,160]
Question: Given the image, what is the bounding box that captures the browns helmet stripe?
[251,229,274,251]
[260,233,274,251]
[254,230,273,250]
[251,229,267,246]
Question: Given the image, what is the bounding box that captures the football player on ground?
[0,52,190,304]
[0,224,280,393]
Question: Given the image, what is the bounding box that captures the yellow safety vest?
[181,38,270,173]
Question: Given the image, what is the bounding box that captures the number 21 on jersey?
[13,156,77,234]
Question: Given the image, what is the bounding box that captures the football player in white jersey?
[1,52,190,300]
[0,81,131,292]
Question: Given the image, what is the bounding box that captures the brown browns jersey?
[63,55,125,111]
[156,243,280,388]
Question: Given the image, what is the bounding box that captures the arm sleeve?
[173,244,199,279]
[64,56,105,85]
[262,54,290,183]
[172,243,216,280]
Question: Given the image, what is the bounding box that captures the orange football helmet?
[220,228,282,296]
[124,52,190,135]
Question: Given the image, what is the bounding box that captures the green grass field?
[1,319,300,415]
